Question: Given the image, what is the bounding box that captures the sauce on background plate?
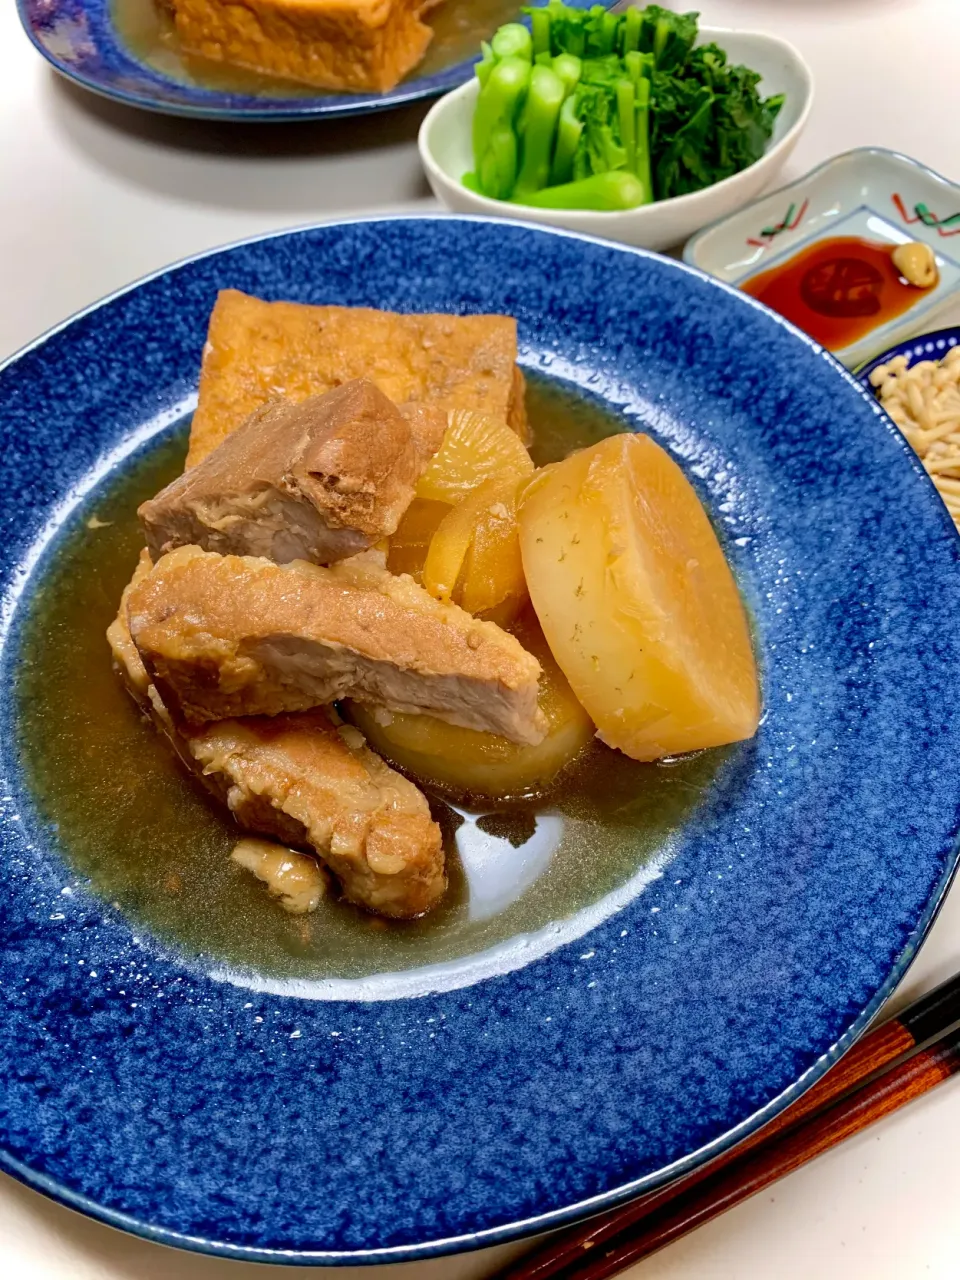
[741,236,932,352]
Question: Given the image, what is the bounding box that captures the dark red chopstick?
[499,973,960,1280]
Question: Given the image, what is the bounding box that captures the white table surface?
[3,1,960,1276]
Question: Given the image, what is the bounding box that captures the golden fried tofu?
[187,290,528,468]
[168,0,434,94]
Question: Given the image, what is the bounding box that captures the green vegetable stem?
[479,123,520,202]
[515,171,649,211]
[549,95,583,185]
[616,79,636,175]
[491,22,533,63]
[621,7,643,54]
[514,64,568,196]
[634,75,654,205]
[472,56,531,199]
[552,52,582,96]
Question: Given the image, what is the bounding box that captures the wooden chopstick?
[499,973,960,1280]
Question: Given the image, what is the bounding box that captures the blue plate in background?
[1,217,960,1263]
[17,0,611,121]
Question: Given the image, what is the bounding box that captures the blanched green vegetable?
[514,64,567,195]
[472,55,530,199]
[491,23,533,63]
[468,4,784,210]
[552,52,582,96]
[636,4,698,72]
[514,171,649,211]
[479,123,520,201]
[549,95,583,184]
[634,75,654,205]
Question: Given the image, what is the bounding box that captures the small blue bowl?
[856,325,960,391]
[1,217,960,1264]
[17,0,610,121]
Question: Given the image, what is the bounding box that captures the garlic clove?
[892,241,940,289]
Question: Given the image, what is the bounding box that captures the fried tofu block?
[187,290,528,468]
[107,553,446,919]
[168,0,434,94]
[139,380,445,566]
[127,546,545,744]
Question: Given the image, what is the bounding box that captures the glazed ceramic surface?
[686,148,960,369]
[16,0,610,120]
[1,217,960,1264]
[419,28,813,253]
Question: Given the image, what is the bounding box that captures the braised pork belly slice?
[138,380,446,567]
[190,712,445,920]
[107,553,446,920]
[230,837,329,915]
[127,546,546,744]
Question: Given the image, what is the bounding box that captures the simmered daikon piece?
[386,498,450,580]
[416,410,533,505]
[345,614,593,799]
[519,433,759,761]
[422,473,528,619]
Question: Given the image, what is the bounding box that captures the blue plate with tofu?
[1,215,959,1263]
[16,0,613,121]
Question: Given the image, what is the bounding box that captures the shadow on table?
[43,74,434,215]
[2,1172,534,1280]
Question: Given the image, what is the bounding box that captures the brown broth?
[14,375,730,982]
[112,0,533,98]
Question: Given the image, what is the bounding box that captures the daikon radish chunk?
[518,433,759,761]
[422,473,528,617]
[386,498,450,580]
[416,410,534,505]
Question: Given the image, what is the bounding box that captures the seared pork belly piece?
[127,546,546,744]
[192,713,445,919]
[106,550,155,701]
[108,554,446,919]
[187,290,528,467]
[231,838,328,915]
[139,380,446,566]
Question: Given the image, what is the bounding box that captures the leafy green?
[634,4,698,72]
[469,4,784,211]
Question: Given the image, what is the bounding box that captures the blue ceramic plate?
[17,0,611,121]
[2,216,960,1265]
[856,325,960,389]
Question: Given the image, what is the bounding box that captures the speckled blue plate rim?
[15,0,612,122]
[2,214,960,1264]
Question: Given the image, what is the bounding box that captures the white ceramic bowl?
[418,28,814,253]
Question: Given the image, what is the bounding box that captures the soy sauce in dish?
[741,236,933,352]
